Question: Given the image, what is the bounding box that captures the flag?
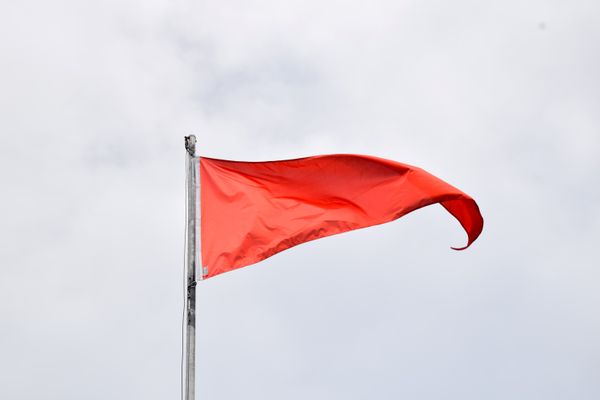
[198,154,483,279]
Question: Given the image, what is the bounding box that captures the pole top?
[184,135,196,156]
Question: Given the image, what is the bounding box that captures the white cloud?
[1,0,599,399]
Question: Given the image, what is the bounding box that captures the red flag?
[199,154,483,279]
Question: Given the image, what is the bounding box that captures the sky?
[1,0,599,399]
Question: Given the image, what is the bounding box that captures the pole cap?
[184,135,196,156]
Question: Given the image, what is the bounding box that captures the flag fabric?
[198,154,483,279]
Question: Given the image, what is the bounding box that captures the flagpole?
[183,135,197,400]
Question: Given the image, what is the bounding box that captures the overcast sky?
[1,1,599,399]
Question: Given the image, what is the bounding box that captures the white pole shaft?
[184,135,197,400]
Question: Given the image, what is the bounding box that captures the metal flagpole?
[183,135,198,400]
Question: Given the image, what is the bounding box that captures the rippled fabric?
[199,154,483,279]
